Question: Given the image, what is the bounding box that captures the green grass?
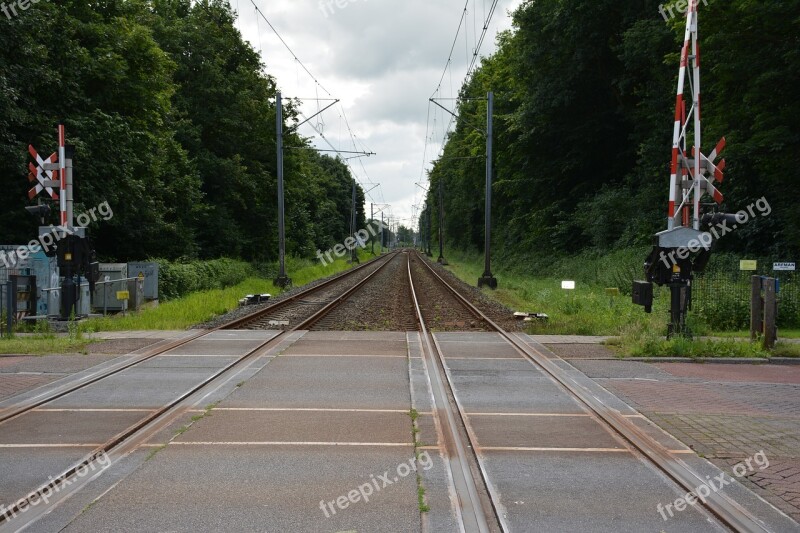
[711,329,800,339]
[442,248,796,358]
[608,335,770,358]
[0,335,93,355]
[0,320,93,355]
[80,250,375,332]
[0,249,378,353]
[771,343,800,357]
[443,248,667,336]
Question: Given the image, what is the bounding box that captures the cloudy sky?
[233,0,523,230]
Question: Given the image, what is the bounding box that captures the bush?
[152,258,256,300]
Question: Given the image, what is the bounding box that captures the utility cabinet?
[93,264,128,313]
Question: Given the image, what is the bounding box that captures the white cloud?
[235,0,522,228]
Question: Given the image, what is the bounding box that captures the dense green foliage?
[0,0,365,262]
[154,257,255,300]
[423,0,800,266]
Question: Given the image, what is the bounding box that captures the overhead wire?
[416,0,503,231]
[430,1,470,99]
[246,0,332,97]
[246,0,383,205]
[430,0,502,158]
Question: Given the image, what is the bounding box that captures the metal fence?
[694,268,799,330]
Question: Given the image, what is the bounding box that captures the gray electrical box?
[93,264,128,312]
[127,262,159,300]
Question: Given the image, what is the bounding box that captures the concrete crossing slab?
[482,450,725,532]
[0,410,147,446]
[61,446,421,533]
[162,339,267,356]
[45,367,227,409]
[283,339,408,356]
[3,328,795,533]
[174,410,413,445]
[0,448,94,508]
[469,413,626,450]
[446,368,585,414]
[136,355,239,369]
[223,356,411,410]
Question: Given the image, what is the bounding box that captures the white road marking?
[169,441,413,447]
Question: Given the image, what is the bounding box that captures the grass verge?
[442,248,667,336]
[442,248,798,358]
[0,321,91,355]
[607,335,770,358]
[0,335,92,355]
[0,250,377,353]
[81,250,374,332]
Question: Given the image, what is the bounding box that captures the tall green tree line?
[0,0,365,262]
[424,0,800,265]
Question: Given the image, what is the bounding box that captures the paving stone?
[583,358,800,524]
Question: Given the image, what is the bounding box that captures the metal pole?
[437,180,447,265]
[350,179,359,263]
[66,149,74,228]
[275,92,291,288]
[479,91,497,289]
[371,203,375,255]
[58,124,67,227]
[426,207,432,256]
[380,212,384,254]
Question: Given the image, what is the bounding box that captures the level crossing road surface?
[1,329,797,532]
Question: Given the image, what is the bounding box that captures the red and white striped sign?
[27,145,59,200]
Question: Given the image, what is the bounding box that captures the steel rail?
[0,331,287,528]
[0,253,400,529]
[412,250,770,533]
[223,251,398,329]
[407,254,496,533]
[0,331,208,425]
[0,252,396,426]
[291,251,401,330]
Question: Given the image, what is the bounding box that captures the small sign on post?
[740,260,758,271]
[773,262,796,272]
[117,290,129,316]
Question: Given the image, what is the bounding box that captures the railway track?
[0,249,775,531]
[406,249,769,533]
[0,251,399,529]
[223,252,398,330]
[310,252,418,331]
